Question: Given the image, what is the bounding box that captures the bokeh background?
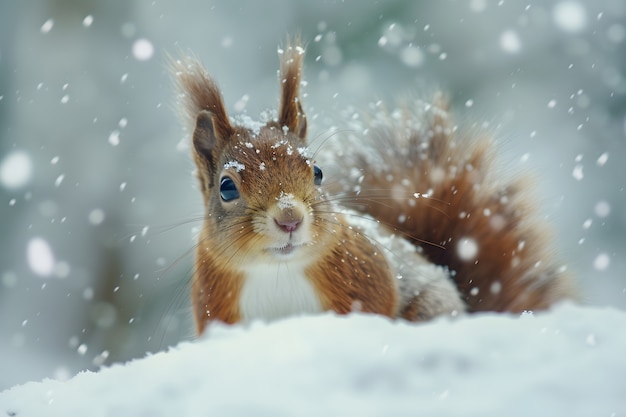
[1,0,624,390]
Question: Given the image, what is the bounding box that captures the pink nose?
[274,218,301,233]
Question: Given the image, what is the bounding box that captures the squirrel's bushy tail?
[334,96,576,312]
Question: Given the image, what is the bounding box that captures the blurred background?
[1,0,624,390]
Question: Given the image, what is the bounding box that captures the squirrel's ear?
[192,110,224,188]
[278,42,307,141]
[173,55,234,185]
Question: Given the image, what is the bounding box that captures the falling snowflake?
[132,38,154,61]
[0,151,33,189]
[27,237,55,277]
[457,237,478,261]
[593,253,610,271]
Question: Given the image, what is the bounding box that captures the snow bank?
[1,304,625,417]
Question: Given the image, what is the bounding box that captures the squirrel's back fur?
[173,39,576,333]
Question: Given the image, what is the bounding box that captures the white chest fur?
[239,261,323,322]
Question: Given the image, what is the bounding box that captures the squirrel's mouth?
[270,243,301,257]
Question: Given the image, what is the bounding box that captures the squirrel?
[172,39,577,335]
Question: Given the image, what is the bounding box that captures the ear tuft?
[278,38,307,140]
[172,56,235,189]
[171,56,233,141]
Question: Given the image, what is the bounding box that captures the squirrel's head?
[176,41,331,264]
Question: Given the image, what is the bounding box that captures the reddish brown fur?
[307,224,397,317]
[277,39,307,138]
[340,99,577,313]
[192,229,244,329]
[174,57,232,139]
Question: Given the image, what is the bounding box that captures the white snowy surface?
[1,304,625,417]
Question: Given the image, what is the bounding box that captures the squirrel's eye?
[313,164,323,185]
[219,177,240,202]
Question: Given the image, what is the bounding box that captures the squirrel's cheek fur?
[174,38,576,334]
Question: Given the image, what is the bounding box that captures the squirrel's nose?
[274,218,302,233]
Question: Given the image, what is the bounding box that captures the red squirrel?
[172,40,576,335]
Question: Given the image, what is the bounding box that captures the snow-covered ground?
[1,304,625,417]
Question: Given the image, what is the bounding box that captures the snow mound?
[1,304,625,417]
